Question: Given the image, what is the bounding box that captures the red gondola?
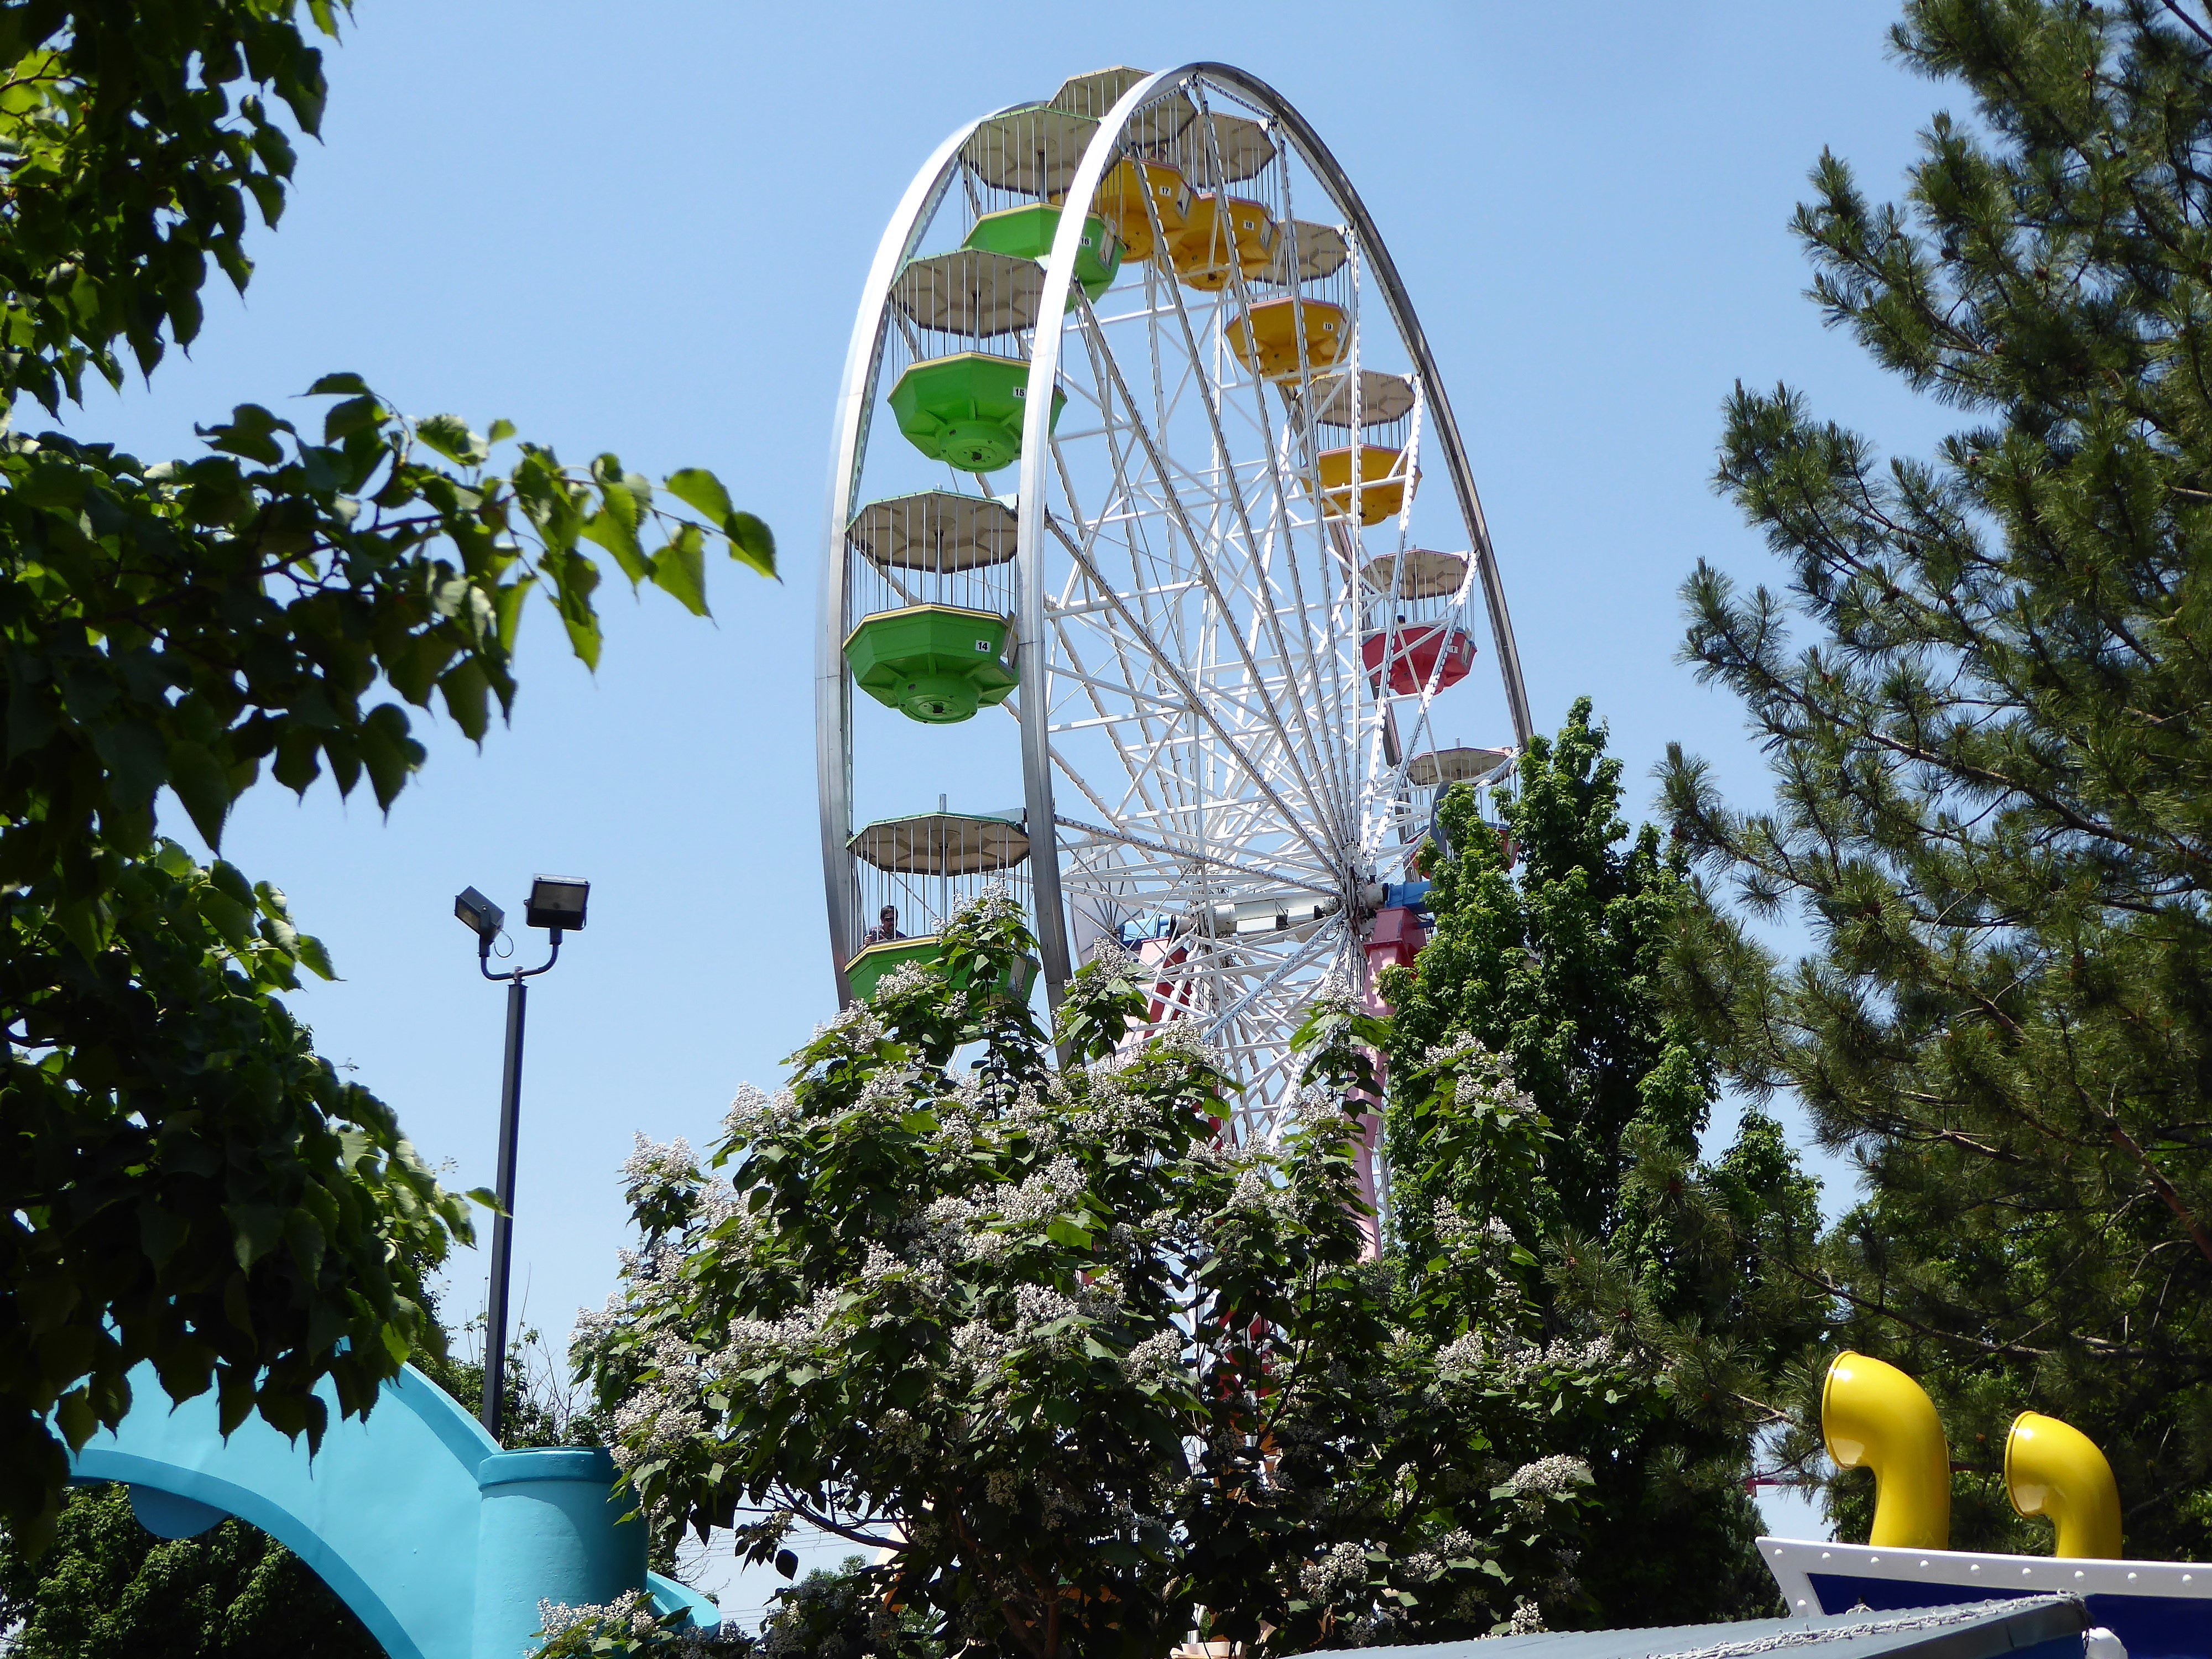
[1360,621,1475,696]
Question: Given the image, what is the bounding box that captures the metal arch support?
[816,116,989,1008]
[1015,64,1537,1009]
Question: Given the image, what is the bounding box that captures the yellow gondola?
[1086,158,1193,263]
[1227,297,1347,380]
[1310,445,1411,525]
[1168,194,1276,290]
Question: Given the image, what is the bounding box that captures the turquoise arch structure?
[68,1361,718,1659]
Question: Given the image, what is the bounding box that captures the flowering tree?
[573,894,1588,1658]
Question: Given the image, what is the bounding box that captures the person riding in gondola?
[863,904,905,945]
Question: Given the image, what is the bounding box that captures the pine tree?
[1668,0,2212,1558]
[1383,702,1825,1625]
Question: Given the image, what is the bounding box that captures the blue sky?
[61,0,1977,1588]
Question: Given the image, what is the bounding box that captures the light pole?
[453,875,589,1442]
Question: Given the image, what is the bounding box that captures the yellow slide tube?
[2006,1412,2122,1559]
[1822,1352,1952,1550]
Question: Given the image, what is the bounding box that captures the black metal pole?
[481,974,527,1441]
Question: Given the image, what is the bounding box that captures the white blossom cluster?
[1505,1454,1593,1496]
[717,1286,847,1373]
[1226,1160,1294,1220]
[869,958,940,1000]
[619,1134,697,1200]
[1439,1326,1618,1388]
[1421,1035,1493,1073]
[1013,1281,1078,1329]
[607,1330,705,1475]
[955,879,1024,928]
[1457,1069,1537,1119]
[539,1590,659,1641]
[1501,1334,1616,1381]
[807,1004,886,1053]
[1149,1018,1224,1070]
[853,1062,933,1120]
[1291,1081,1358,1127]
[1501,1597,1548,1635]
[723,1082,801,1145]
[1400,1529,1480,1579]
[1121,1328,1186,1389]
[999,1155,1084,1223]
[756,1565,903,1659]
[1434,1331,1488,1380]
[1298,1539,1370,1604]
[1432,1200,1516,1255]
[1054,1063,1187,1149]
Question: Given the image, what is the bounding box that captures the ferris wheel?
[817,63,1532,1146]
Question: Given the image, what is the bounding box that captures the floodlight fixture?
[454,886,504,943]
[525,875,589,932]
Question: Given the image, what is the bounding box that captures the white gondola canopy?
[848,492,1020,574]
[849,812,1030,875]
[1361,549,1471,601]
[891,250,1048,337]
[1407,746,1515,789]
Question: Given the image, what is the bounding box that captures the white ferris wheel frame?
[817,63,1533,1128]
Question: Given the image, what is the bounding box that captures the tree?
[0,1316,581,1657]
[1,1,773,1541]
[1666,0,2212,1558]
[573,893,1590,1659]
[1381,701,1825,1624]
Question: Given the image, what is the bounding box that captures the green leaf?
[417,414,488,468]
[665,467,733,524]
[164,743,236,849]
[540,550,603,670]
[357,703,424,811]
[650,522,709,617]
[200,404,294,467]
[307,372,369,395]
[323,395,384,442]
[227,1204,287,1269]
[581,500,649,587]
[439,658,493,743]
[726,509,778,578]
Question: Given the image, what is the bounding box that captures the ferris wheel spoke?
[1051,813,1331,895]
[1062,305,1348,852]
[1176,94,1364,851]
[1042,513,1337,870]
[1202,921,1340,1040]
[1082,272,1354,847]
[1042,467,1218,851]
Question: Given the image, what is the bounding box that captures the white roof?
[890,250,1046,337]
[1361,548,1470,600]
[962,105,1099,196]
[847,491,1019,572]
[1310,369,1417,427]
[1269,221,1349,281]
[850,812,1029,875]
[1406,745,1514,788]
